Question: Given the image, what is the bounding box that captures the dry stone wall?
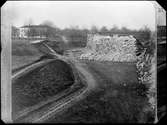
[80,34,137,62]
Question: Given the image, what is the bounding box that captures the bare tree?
[139,25,151,41]
[12,26,19,38]
[41,20,54,27]
[121,26,129,33]
[100,26,109,34]
[110,25,119,33]
[90,25,98,34]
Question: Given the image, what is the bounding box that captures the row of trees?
[12,26,20,38]
[59,25,152,48]
[23,19,152,40]
[12,19,153,48]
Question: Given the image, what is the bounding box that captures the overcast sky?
[3,1,155,30]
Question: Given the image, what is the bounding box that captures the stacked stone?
[136,48,156,109]
[80,34,137,62]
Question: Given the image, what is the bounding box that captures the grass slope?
[12,60,75,115]
[12,39,43,70]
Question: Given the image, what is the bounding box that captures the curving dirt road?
[33,61,97,123]
[13,48,97,123]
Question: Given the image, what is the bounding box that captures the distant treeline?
[59,25,153,48]
[12,25,154,48]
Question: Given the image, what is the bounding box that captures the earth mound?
[12,60,77,113]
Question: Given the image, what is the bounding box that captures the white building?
[19,25,49,39]
[19,27,29,38]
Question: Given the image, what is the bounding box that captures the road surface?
[13,49,97,123]
[34,61,97,123]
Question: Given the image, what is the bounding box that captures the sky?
[2,1,156,30]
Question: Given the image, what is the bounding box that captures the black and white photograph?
[1,0,166,123]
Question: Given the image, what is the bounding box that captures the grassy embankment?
[12,60,85,118]
[12,39,43,70]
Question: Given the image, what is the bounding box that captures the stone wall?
[80,34,137,62]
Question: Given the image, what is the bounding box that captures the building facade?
[19,25,49,39]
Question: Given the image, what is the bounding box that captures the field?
[12,39,43,70]
[12,55,41,70]
[45,61,153,123]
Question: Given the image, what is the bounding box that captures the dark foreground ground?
[12,60,84,120]
[45,61,153,123]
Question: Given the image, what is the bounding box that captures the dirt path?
[12,53,97,123]
[33,61,97,123]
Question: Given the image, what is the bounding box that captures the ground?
[12,40,154,123]
[45,60,152,123]
[12,39,43,70]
